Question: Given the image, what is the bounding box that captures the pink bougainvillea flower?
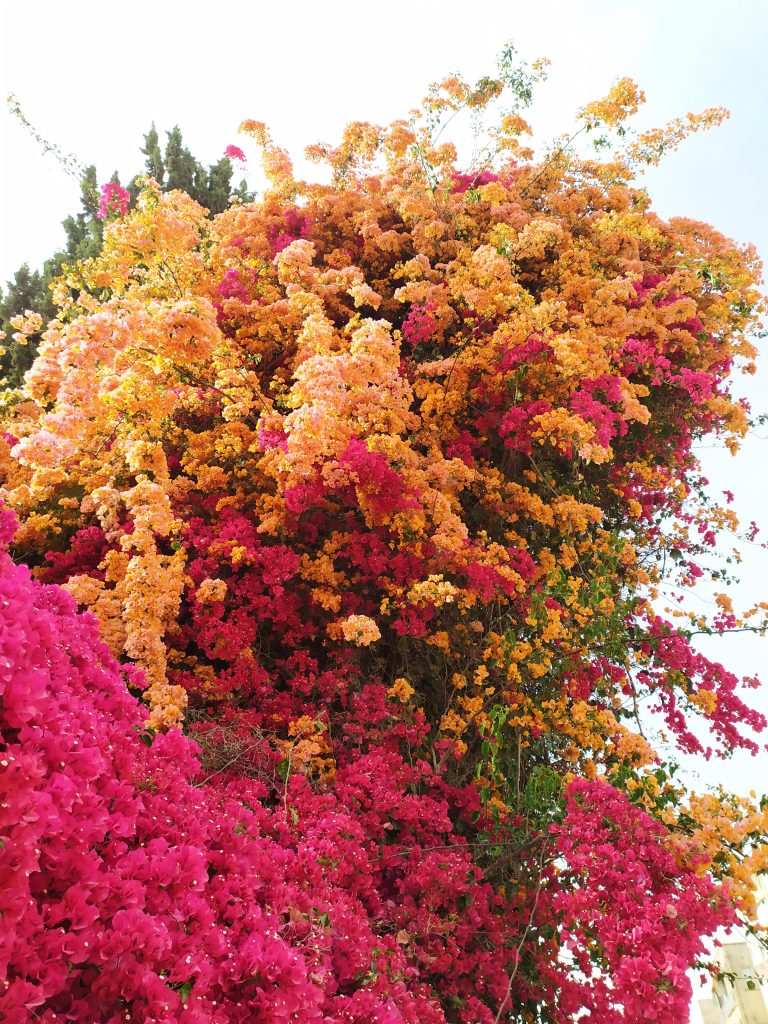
[96,181,130,221]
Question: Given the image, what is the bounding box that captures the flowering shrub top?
[1,54,767,1022]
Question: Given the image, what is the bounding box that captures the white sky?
[1,3,767,1015]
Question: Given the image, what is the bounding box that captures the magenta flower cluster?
[96,182,130,221]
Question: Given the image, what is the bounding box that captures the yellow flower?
[336,614,381,646]
[388,677,415,703]
[196,578,228,604]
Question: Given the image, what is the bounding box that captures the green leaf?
[135,725,156,748]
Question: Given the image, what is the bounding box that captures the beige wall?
[699,939,768,1024]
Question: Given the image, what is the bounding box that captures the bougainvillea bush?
[1,51,767,1022]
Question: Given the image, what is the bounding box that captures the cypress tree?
[2,126,254,384]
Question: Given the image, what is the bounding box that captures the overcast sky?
[1,3,767,1011]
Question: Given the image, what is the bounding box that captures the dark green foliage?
[0,265,53,384]
[2,126,254,386]
[130,125,252,214]
[163,126,197,196]
[141,124,165,186]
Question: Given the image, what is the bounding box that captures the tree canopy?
[1,51,767,1024]
[0,124,251,385]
